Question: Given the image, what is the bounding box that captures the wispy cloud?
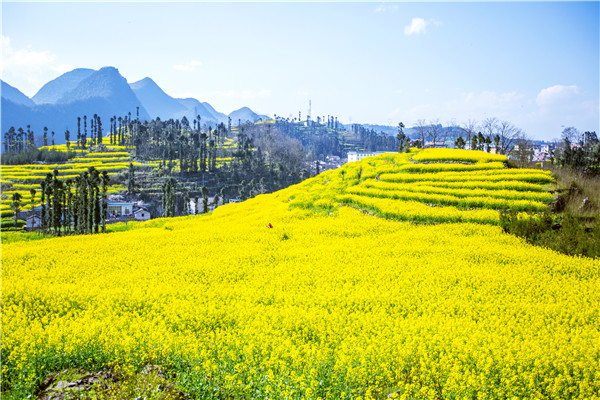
[1,35,72,88]
[214,89,271,99]
[374,3,398,13]
[403,18,441,36]
[536,84,580,107]
[173,60,203,72]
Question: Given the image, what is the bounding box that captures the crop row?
[360,180,554,202]
[411,148,508,164]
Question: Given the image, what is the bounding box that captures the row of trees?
[33,168,111,235]
[409,117,523,155]
[3,126,37,153]
[555,128,599,172]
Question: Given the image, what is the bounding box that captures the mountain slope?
[201,101,228,123]
[130,77,190,121]
[228,106,262,123]
[1,81,35,107]
[176,98,218,124]
[32,68,95,104]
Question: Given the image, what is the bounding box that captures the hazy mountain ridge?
[32,68,95,104]
[1,67,268,145]
[1,81,35,107]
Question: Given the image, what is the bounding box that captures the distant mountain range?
[1,67,267,146]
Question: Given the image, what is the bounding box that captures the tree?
[11,192,22,226]
[426,119,442,147]
[561,126,580,144]
[77,117,81,147]
[127,163,135,194]
[513,135,535,166]
[471,135,478,151]
[100,171,110,233]
[396,122,408,153]
[461,120,479,149]
[415,119,427,148]
[202,186,209,213]
[454,136,466,149]
[183,191,191,215]
[43,126,48,147]
[162,177,177,217]
[220,187,226,205]
[495,120,521,155]
[40,181,47,233]
[65,129,71,150]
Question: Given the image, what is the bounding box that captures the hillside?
[2,149,598,399]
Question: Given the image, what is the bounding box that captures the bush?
[500,210,600,258]
[1,218,26,228]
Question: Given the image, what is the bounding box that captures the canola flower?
[2,149,598,400]
[411,148,508,163]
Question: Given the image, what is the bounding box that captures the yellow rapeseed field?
[2,149,599,399]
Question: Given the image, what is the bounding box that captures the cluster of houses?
[24,201,151,230]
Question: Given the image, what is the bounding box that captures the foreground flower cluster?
[2,149,599,399]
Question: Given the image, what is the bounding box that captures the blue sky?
[2,1,598,140]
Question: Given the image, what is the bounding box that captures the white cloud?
[214,89,271,99]
[1,35,72,92]
[404,18,428,35]
[536,84,580,107]
[403,18,441,36]
[173,60,203,72]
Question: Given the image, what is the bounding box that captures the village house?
[107,202,135,217]
[133,208,151,221]
[107,202,152,221]
[347,151,389,163]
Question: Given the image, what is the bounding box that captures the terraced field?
[290,148,554,224]
[2,149,598,400]
[0,144,136,219]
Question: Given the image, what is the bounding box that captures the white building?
[347,151,389,163]
[107,202,135,217]
[134,208,151,221]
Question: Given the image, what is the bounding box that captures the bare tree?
[496,120,522,155]
[460,119,479,150]
[443,119,457,145]
[561,126,580,145]
[482,117,499,145]
[414,119,427,148]
[427,119,442,147]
